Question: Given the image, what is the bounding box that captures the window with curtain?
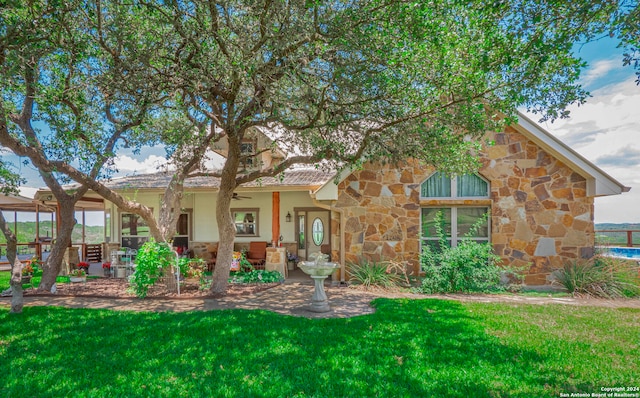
[421,172,489,198]
[420,172,490,251]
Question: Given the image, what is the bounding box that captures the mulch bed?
[23,277,280,299]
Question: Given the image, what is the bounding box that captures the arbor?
[1,0,629,295]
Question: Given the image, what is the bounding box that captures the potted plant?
[287,252,299,271]
[77,261,90,275]
[21,264,34,284]
[102,262,112,277]
[69,268,87,283]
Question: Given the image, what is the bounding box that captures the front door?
[296,209,330,261]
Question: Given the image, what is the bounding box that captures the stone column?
[265,247,286,278]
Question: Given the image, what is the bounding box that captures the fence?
[594,230,640,247]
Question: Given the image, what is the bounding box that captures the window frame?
[120,212,151,250]
[420,206,490,249]
[232,208,259,237]
[420,172,491,251]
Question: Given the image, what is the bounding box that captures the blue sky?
[4,37,640,224]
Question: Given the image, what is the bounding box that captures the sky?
[3,38,640,225]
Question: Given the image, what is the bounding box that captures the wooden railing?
[595,230,640,247]
[84,244,103,263]
[1,242,103,263]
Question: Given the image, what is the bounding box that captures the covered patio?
[0,193,105,271]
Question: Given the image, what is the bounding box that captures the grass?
[0,299,638,397]
[0,270,99,291]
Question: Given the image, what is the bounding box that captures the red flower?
[102,262,111,269]
[78,262,90,268]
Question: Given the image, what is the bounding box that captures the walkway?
[2,280,639,318]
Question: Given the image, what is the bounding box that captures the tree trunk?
[210,141,241,295]
[0,211,23,313]
[38,195,77,292]
[158,174,185,241]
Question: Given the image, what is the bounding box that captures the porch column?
[272,192,280,246]
[35,204,41,260]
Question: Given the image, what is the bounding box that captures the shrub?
[416,210,507,294]
[417,240,505,294]
[348,259,402,289]
[129,240,175,298]
[553,256,640,298]
[231,270,283,284]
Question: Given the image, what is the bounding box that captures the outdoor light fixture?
[286,211,292,222]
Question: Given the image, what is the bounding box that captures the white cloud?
[114,154,171,174]
[580,59,618,86]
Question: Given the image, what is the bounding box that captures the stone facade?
[332,126,595,285]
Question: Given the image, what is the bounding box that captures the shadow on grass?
[0,299,604,397]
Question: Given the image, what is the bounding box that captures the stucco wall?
[332,126,595,285]
[108,190,317,246]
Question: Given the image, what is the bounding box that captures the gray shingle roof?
[99,167,336,191]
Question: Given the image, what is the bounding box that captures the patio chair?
[206,243,218,271]
[246,241,267,270]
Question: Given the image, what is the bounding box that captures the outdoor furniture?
[246,241,267,269]
[206,243,218,271]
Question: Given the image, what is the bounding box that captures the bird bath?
[298,253,340,313]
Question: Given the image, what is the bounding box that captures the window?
[420,172,490,250]
[421,207,489,250]
[172,212,191,250]
[232,208,259,236]
[240,141,256,169]
[421,171,488,198]
[121,213,150,250]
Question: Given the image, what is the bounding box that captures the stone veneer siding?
[332,126,595,285]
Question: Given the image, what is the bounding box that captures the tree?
[138,0,622,294]
[1,0,629,296]
[0,1,170,289]
[617,2,640,83]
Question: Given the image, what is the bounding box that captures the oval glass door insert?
[312,218,324,246]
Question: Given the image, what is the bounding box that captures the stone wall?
[332,126,595,285]
[482,127,594,284]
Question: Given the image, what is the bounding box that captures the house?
[34,112,629,285]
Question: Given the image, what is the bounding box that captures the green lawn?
[0,270,98,291]
[0,299,638,397]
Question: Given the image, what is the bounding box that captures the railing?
[84,244,103,263]
[595,230,640,247]
[1,242,103,263]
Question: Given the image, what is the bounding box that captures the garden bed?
[23,277,280,299]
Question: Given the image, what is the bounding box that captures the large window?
[121,213,150,250]
[421,207,489,250]
[232,208,259,236]
[421,172,490,250]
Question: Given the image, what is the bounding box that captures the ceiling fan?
[232,192,252,200]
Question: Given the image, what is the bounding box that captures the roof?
[314,111,630,199]
[0,194,55,212]
[73,167,336,192]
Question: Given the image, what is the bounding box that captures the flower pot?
[115,267,126,278]
[21,275,33,284]
[70,276,86,283]
[103,269,111,277]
